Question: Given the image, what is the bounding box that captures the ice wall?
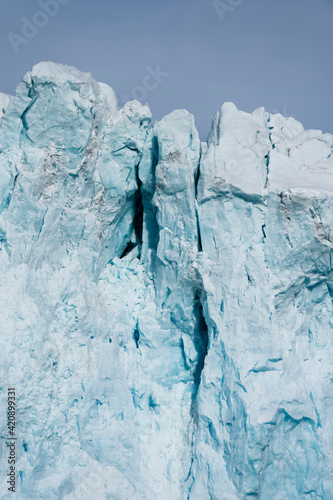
[0,63,332,499]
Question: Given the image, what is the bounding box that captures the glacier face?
[0,62,332,499]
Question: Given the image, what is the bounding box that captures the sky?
[0,0,332,139]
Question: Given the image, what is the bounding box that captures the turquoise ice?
[0,62,332,499]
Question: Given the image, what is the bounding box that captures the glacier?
[0,61,332,499]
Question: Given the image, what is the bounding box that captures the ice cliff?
[0,62,332,499]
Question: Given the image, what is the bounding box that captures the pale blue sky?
[1,0,332,138]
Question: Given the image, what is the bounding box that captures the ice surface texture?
[0,62,332,499]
